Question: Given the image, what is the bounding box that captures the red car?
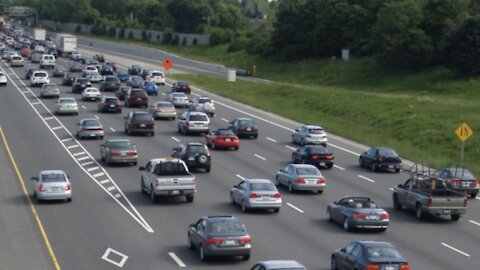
[206,129,240,150]
[21,48,30,57]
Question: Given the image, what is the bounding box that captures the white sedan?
[86,71,102,83]
[0,71,7,85]
[32,170,72,202]
[81,87,101,101]
[54,97,78,115]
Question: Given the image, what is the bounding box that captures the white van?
[30,71,50,87]
[40,54,56,69]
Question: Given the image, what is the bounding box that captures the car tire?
[395,168,400,173]
[359,158,364,167]
[393,195,402,210]
[379,228,387,232]
[186,195,194,203]
[141,178,147,194]
[273,208,280,213]
[331,256,338,270]
[200,245,208,261]
[242,255,250,260]
[230,193,235,205]
[105,156,111,166]
[241,200,248,212]
[275,176,280,186]
[187,234,194,250]
[288,182,294,193]
[197,154,208,165]
[415,203,424,220]
[67,198,72,202]
[326,209,332,222]
[253,134,258,139]
[343,217,351,231]
[234,146,239,150]
[471,193,477,199]
[150,185,157,203]
[133,161,137,166]
[327,164,334,169]
[371,163,377,172]
[451,214,460,221]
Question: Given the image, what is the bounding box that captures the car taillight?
[464,197,468,207]
[192,178,196,184]
[427,197,432,207]
[325,155,334,160]
[377,157,384,162]
[115,101,120,106]
[81,128,88,131]
[205,238,222,245]
[128,151,137,156]
[451,180,461,186]
[311,155,319,160]
[176,86,180,89]
[400,263,410,270]
[239,127,245,132]
[317,178,326,184]
[238,236,252,244]
[366,264,380,270]
[110,151,120,157]
[352,212,366,219]
[103,102,109,107]
[272,193,281,198]
[380,213,389,220]
[65,183,71,191]
[155,179,161,186]
[38,184,45,192]
[296,178,305,184]
[249,193,260,198]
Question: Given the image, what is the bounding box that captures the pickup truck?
[392,175,467,221]
[139,158,196,203]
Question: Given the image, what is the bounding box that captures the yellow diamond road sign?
[455,122,473,142]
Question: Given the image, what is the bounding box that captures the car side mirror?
[123,116,127,119]
[31,177,38,181]
[340,247,346,253]
[397,184,403,188]
[233,185,238,188]
[189,223,195,228]
[295,128,299,132]
[100,144,105,147]
[139,167,145,171]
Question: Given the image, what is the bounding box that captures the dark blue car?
[143,81,158,96]
[116,72,129,82]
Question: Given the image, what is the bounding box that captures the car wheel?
[275,176,280,186]
[371,163,377,172]
[242,254,250,260]
[141,178,147,194]
[359,158,364,167]
[200,245,208,261]
[234,146,239,150]
[241,200,248,212]
[343,217,351,231]
[197,154,208,165]
[253,134,258,139]
[415,203,424,220]
[105,156,111,166]
[395,168,400,173]
[379,228,387,232]
[471,193,477,199]
[331,256,338,270]
[451,214,460,221]
[326,209,332,222]
[186,195,194,203]
[133,161,137,166]
[187,234,194,250]
[273,208,280,213]
[230,193,235,205]
[288,182,294,193]
[150,185,157,203]
[393,195,402,210]
[327,164,334,169]
[205,166,211,173]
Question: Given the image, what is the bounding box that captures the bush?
[228,34,248,52]
[75,24,81,33]
[182,37,187,45]
[108,27,116,37]
[171,34,179,45]
[192,38,198,46]
[128,31,134,40]
[444,16,480,75]
[162,28,173,44]
[209,28,234,45]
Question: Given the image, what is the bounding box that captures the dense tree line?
[10,0,480,74]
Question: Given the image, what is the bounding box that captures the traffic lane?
[0,128,54,270]
[0,63,189,269]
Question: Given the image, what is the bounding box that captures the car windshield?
[449,169,475,180]
[366,246,403,259]
[60,99,75,104]
[250,182,276,191]
[216,129,234,135]
[153,161,188,175]
[187,145,208,154]
[189,114,208,121]
[41,173,66,182]
[296,167,320,175]
[207,220,244,234]
[378,149,398,157]
[308,128,324,134]
[109,141,134,150]
[82,120,100,127]
[86,89,99,93]
[77,78,88,83]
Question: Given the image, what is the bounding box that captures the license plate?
[171,190,179,195]
[121,152,127,156]
[367,215,379,220]
[223,240,236,246]
[51,187,58,192]
[140,124,146,127]
[225,138,231,142]
[188,157,195,161]
[384,266,396,270]
[319,163,325,166]
[246,128,251,131]
[308,180,315,184]
[137,98,142,100]
[462,182,469,187]
[110,105,115,107]
[90,134,96,136]
[443,210,451,214]
[261,196,271,200]
[389,165,394,168]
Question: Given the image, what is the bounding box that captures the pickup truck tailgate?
[157,176,195,190]
[431,196,466,209]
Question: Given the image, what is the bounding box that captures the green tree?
[444,16,480,75]
[167,0,213,33]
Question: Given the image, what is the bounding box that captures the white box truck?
[33,28,46,41]
[55,34,77,57]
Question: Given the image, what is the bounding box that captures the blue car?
[143,81,158,96]
[116,72,129,82]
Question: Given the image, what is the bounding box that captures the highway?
[0,42,479,270]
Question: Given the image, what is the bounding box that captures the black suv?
[98,96,122,113]
[115,85,132,101]
[72,77,92,93]
[100,76,121,92]
[25,67,38,80]
[99,63,114,76]
[124,111,156,136]
[171,81,191,95]
[63,72,77,86]
[128,64,142,76]
[172,142,211,172]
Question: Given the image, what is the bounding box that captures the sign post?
[454,122,474,164]
[162,59,173,77]
[227,69,236,91]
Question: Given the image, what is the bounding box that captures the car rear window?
[157,102,173,108]
[152,72,164,76]
[449,169,475,180]
[133,114,152,121]
[172,93,186,98]
[187,145,208,154]
[60,99,75,104]
[377,149,398,157]
[189,114,208,121]
[296,167,320,175]
[131,90,147,97]
[110,141,134,150]
[308,128,324,134]
[198,98,211,104]
[41,173,66,182]
[207,220,244,234]
[105,98,118,103]
[366,246,403,259]
[216,129,234,135]
[83,120,100,127]
[250,182,276,191]
[239,120,255,127]
[106,77,120,83]
[34,72,47,77]
[153,161,188,175]
[43,85,57,90]
[77,78,89,83]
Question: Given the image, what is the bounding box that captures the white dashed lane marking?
[333,165,345,171]
[100,179,110,184]
[171,136,180,142]
[357,175,375,183]
[236,174,245,180]
[107,186,116,191]
[77,156,90,161]
[87,166,100,172]
[73,152,86,156]
[286,203,304,213]
[81,105,87,109]
[441,242,471,257]
[266,137,277,143]
[254,154,266,160]
[169,252,186,267]
[52,126,62,130]
[93,172,105,178]
[221,118,229,123]
[61,138,73,142]
[284,145,296,151]
[44,116,55,121]
[468,220,480,227]
[81,161,95,166]
[67,145,80,149]
[110,127,115,132]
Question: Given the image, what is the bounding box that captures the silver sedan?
[31,170,72,202]
[54,97,78,115]
[275,164,326,193]
[291,124,328,146]
[166,92,189,108]
[149,101,177,120]
[76,118,104,139]
[250,260,307,270]
[100,139,138,166]
[230,179,281,213]
[40,83,60,98]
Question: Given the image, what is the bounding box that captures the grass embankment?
[78,34,478,174]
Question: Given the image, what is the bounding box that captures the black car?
[62,72,78,86]
[72,77,92,93]
[291,145,334,169]
[141,69,151,80]
[126,75,144,88]
[100,76,121,92]
[98,96,122,113]
[437,167,478,198]
[331,241,409,270]
[115,85,132,101]
[128,64,142,76]
[105,61,117,72]
[229,118,258,139]
[124,111,156,136]
[69,61,84,72]
[172,142,211,172]
[188,216,251,261]
[171,81,191,94]
[359,147,402,173]
[25,67,37,80]
[99,63,114,76]
[93,54,105,63]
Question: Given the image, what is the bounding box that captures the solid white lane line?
[286,203,304,213]
[73,151,86,156]
[67,145,80,149]
[81,161,95,166]
[107,186,116,191]
[221,118,229,123]
[87,166,100,172]
[254,154,266,160]
[334,165,345,171]
[114,193,122,198]
[109,127,115,132]
[81,105,86,109]
[100,179,110,184]
[441,242,471,257]
[61,138,73,142]
[358,175,375,183]
[76,156,90,161]
[169,252,186,268]
[285,145,296,151]
[171,136,180,142]
[94,115,99,119]
[52,126,62,130]
[266,137,277,143]
[93,172,105,178]
[44,116,55,121]
[468,220,480,227]
[236,174,245,180]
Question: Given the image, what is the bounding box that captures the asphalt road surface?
[0,44,479,270]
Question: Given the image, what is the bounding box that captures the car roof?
[106,139,132,143]
[339,196,371,201]
[290,164,318,169]
[187,111,207,115]
[371,146,394,150]
[244,179,272,184]
[59,97,75,101]
[177,81,189,84]
[186,142,206,146]
[356,241,396,248]
[235,117,253,121]
[204,215,236,221]
[132,111,149,114]
[40,170,65,175]
[302,124,324,129]
[259,260,305,268]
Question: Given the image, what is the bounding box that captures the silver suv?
[291,124,328,146]
[178,111,210,135]
[189,96,215,117]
